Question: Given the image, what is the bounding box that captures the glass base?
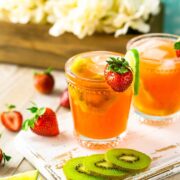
[135,109,179,126]
[75,131,127,149]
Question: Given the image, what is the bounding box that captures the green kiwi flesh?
[63,157,104,180]
[105,148,151,172]
[84,154,127,179]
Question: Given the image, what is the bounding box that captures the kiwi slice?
[105,148,151,172]
[84,154,127,180]
[63,157,104,180]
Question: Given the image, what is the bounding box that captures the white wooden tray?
[15,111,180,180]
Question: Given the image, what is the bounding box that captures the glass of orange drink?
[127,33,180,124]
[65,51,133,149]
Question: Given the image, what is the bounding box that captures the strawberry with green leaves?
[104,57,133,92]
[174,39,180,57]
[34,67,55,94]
[1,104,23,132]
[22,104,59,136]
[0,148,11,166]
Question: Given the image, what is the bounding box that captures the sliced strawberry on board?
[104,57,133,92]
[1,104,23,132]
[34,67,55,94]
[0,148,11,166]
[22,104,59,136]
[60,88,70,109]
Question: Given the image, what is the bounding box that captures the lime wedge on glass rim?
[124,49,140,95]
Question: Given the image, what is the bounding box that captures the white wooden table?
[0,64,179,180]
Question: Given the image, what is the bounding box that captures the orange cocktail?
[65,51,132,148]
[127,33,180,123]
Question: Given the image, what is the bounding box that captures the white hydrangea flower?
[0,0,160,38]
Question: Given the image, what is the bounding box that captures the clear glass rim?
[65,51,123,84]
[126,33,179,50]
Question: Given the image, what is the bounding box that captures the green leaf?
[27,107,38,113]
[22,120,30,130]
[34,114,39,120]
[2,152,11,165]
[38,107,46,116]
[106,56,130,74]
[6,104,16,111]
[117,67,128,74]
[23,104,46,132]
[44,67,52,74]
[174,41,180,50]
[3,153,11,161]
[33,70,38,75]
[22,118,36,130]
[28,119,36,128]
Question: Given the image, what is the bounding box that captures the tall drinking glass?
[127,33,180,124]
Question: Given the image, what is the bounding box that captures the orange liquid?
[66,52,132,139]
[134,38,180,116]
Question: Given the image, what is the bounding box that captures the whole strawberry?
[0,148,11,166]
[60,88,70,109]
[104,57,133,92]
[1,104,23,132]
[34,67,55,94]
[22,104,59,136]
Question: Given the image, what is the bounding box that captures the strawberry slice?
[34,67,55,94]
[1,104,23,132]
[22,104,59,136]
[0,149,11,166]
[104,57,133,92]
[60,88,70,108]
[174,40,180,57]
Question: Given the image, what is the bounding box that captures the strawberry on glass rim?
[22,103,59,137]
[104,49,140,95]
[174,38,180,57]
[1,104,23,132]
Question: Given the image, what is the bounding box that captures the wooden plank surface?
[0,6,163,70]
[0,22,136,70]
[0,63,179,179]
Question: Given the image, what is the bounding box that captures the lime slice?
[0,170,39,180]
[124,49,140,95]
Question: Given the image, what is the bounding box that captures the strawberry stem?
[34,67,53,75]
[44,67,53,74]
[6,104,16,112]
[106,57,131,74]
